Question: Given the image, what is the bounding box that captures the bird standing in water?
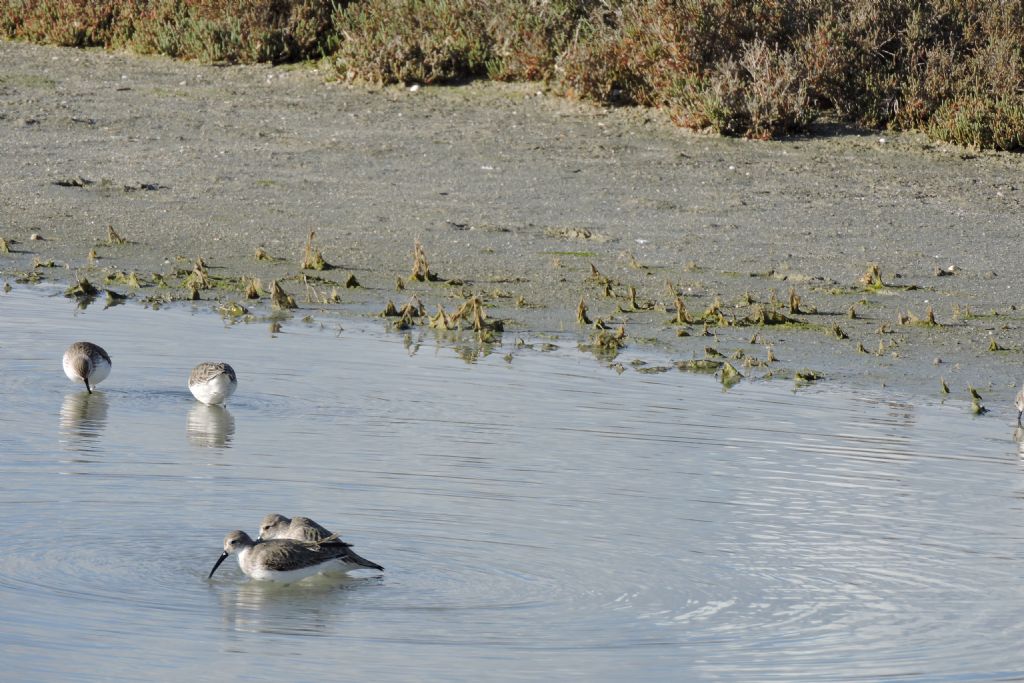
[62,342,111,393]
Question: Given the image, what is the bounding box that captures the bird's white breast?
[190,373,236,405]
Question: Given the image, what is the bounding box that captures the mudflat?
[3,40,1022,413]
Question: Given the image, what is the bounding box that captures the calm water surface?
[2,286,1024,682]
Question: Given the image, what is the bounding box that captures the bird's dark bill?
[208,551,229,579]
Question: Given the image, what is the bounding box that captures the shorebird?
[1016,385,1024,425]
[62,341,111,393]
[208,530,379,583]
[188,362,237,405]
[258,513,384,572]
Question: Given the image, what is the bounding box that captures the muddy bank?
[2,40,1023,416]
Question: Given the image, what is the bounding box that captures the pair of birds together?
[210,513,385,583]
[62,341,238,405]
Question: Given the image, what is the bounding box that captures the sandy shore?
[3,40,1024,414]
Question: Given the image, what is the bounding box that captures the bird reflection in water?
[59,391,109,443]
[216,574,355,636]
[187,403,236,448]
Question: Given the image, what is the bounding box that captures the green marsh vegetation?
[3,0,1024,148]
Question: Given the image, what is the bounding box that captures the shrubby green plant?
[2,0,1023,148]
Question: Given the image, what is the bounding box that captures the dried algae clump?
[269,279,297,310]
[831,323,849,340]
[0,238,10,254]
[301,231,333,271]
[380,300,400,317]
[344,274,360,288]
[988,339,1007,351]
[906,306,938,327]
[743,305,801,326]
[788,287,802,314]
[635,365,671,375]
[621,285,653,311]
[795,369,823,382]
[243,277,262,299]
[589,263,617,296]
[702,298,724,320]
[105,271,142,288]
[219,302,248,318]
[970,387,987,414]
[429,304,454,330]
[104,289,127,307]
[451,296,503,333]
[584,325,627,359]
[940,377,949,394]
[676,358,722,373]
[401,296,425,318]
[183,258,211,290]
[255,247,273,261]
[391,310,415,330]
[576,297,592,325]
[65,277,98,298]
[720,362,743,387]
[410,240,440,282]
[671,297,692,325]
[625,251,644,270]
[859,263,885,289]
[106,225,128,246]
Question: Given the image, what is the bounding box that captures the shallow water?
[2,286,1024,682]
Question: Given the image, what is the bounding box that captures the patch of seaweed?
[410,240,441,282]
[183,258,211,290]
[301,231,333,271]
[106,225,128,246]
[65,277,98,298]
[269,279,297,310]
[577,296,591,325]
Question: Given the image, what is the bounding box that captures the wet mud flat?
[2,39,1024,413]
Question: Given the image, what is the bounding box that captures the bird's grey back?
[290,516,338,543]
[251,538,353,571]
[189,362,236,386]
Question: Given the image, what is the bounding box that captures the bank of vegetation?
[3,0,1023,149]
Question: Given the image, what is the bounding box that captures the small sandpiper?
[258,513,384,572]
[62,341,111,393]
[188,362,237,405]
[208,530,380,583]
[1015,385,1024,425]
